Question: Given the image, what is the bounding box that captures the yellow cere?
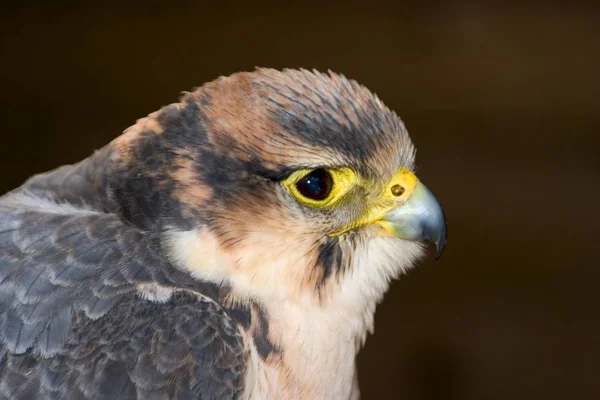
[284,166,419,237]
[360,167,418,237]
[332,167,418,236]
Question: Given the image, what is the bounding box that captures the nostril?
[391,184,405,197]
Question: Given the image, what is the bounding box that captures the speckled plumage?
[0,68,445,399]
[0,190,248,399]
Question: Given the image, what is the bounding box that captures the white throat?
[165,229,424,399]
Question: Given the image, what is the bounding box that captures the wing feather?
[0,161,247,399]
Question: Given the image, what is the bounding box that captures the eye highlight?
[295,169,333,201]
[282,167,357,208]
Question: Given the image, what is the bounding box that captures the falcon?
[0,68,446,399]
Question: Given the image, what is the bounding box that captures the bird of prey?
[0,68,446,399]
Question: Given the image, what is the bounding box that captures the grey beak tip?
[434,218,447,261]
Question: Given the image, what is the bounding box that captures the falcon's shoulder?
[0,165,249,398]
[0,289,247,400]
[0,188,144,356]
[18,147,118,213]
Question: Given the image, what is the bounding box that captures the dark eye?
[295,169,333,201]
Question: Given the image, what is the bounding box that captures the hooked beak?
[381,180,447,259]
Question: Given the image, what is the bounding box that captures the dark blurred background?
[1,2,599,399]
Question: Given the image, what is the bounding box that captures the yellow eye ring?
[282,167,357,208]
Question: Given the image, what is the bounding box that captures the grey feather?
[0,160,248,399]
[2,310,45,353]
[36,306,72,356]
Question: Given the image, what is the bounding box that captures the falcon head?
[110,68,446,310]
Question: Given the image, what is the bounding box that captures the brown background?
[1,2,599,399]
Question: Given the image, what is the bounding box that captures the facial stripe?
[316,237,344,286]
